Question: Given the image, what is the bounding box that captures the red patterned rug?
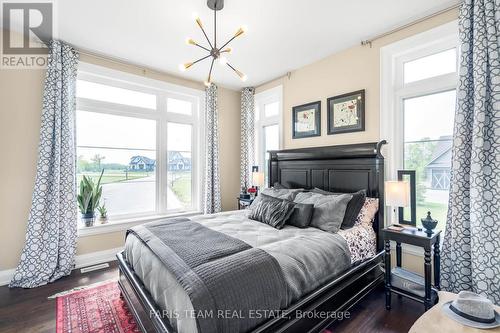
[56,281,141,333]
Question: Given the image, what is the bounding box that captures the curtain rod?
[76,46,180,78]
[361,2,462,47]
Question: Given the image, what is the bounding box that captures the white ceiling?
[52,0,458,89]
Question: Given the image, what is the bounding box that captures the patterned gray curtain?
[441,0,499,303]
[203,84,222,214]
[10,40,79,288]
[240,87,255,190]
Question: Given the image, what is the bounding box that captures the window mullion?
[157,93,168,214]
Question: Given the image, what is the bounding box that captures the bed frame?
[117,140,387,333]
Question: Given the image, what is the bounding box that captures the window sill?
[77,211,202,237]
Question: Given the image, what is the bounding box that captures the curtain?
[441,0,499,303]
[203,84,222,214]
[10,40,79,288]
[240,87,255,191]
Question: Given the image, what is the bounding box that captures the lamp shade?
[252,172,265,187]
[385,181,410,207]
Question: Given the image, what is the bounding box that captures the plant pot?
[98,216,108,225]
[81,212,95,227]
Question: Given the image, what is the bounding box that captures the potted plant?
[77,170,104,227]
[97,202,108,224]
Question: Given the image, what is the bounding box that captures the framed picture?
[327,89,365,135]
[292,101,321,139]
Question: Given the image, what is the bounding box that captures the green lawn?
[170,172,191,205]
[404,201,448,231]
[77,171,151,185]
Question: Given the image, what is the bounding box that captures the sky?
[404,89,455,142]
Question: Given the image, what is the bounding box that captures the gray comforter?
[125,210,352,333]
[127,218,287,333]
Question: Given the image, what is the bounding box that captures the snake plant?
[77,170,104,215]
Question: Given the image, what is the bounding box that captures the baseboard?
[0,269,16,287]
[74,247,123,269]
[0,246,123,286]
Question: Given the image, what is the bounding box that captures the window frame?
[254,85,283,179]
[76,62,205,224]
[380,20,459,227]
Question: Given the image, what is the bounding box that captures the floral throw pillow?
[354,197,379,227]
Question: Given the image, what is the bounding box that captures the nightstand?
[236,197,254,210]
[383,227,441,311]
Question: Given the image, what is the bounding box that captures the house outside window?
[381,21,458,232]
[76,63,204,224]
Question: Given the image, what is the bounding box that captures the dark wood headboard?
[268,140,387,252]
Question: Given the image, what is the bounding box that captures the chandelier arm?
[197,24,213,49]
[219,36,237,51]
[193,43,211,52]
[207,57,215,82]
[226,62,238,73]
[192,54,212,66]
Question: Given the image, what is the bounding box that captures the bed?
[117,141,387,333]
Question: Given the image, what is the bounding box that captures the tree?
[77,155,91,172]
[91,154,106,170]
[404,140,436,204]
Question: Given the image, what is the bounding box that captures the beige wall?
[254,9,458,274]
[256,9,458,150]
[0,43,241,270]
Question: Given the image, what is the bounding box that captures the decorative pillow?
[286,202,314,228]
[311,188,367,229]
[273,182,288,189]
[251,187,302,207]
[294,192,353,233]
[354,197,379,227]
[248,194,296,229]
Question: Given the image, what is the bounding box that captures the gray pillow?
[251,187,302,207]
[294,192,353,233]
[311,188,366,229]
[287,202,314,228]
[248,194,296,229]
[273,182,288,189]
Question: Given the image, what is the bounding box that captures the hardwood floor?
[0,262,423,333]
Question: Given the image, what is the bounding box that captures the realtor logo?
[1,1,53,68]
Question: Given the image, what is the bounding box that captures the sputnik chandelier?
[179,0,247,86]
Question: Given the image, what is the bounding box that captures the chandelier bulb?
[221,47,232,54]
[179,62,193,71]
[204,80,211,87]
[241,73,248,82]
[234,25,248,38]
[218,56,228,65]
[186,38,196,46]
[193,12,203,28]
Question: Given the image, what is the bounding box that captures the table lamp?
[385,180,410,225]
[252,171,265,196]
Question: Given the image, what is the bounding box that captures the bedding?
[251,187,302,206]
[311,188,367,229]
[355,197,379,227]
[127,218,287,333]
[125,210,361,333]
[248,193,295,229]
[294,192,352,233]
[286,202,314,228]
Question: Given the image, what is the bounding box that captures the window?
[381,21,458,232]
[76,63,203,224]
[254,86,283,185]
